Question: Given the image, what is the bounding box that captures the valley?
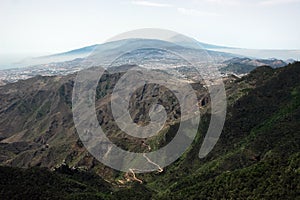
[0,60,299,199]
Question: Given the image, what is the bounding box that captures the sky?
[0,0,300,63]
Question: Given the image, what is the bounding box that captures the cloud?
[203,0,241,6]
[177,7,221,17]
[191,0,241,6]
[259,0,300,6]
[131,1,173,7]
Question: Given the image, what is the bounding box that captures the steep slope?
[0,75,79,169]
[0,66,208,179]
[0,165,112,200]
[149,62,300,199]
[0,62,299,199]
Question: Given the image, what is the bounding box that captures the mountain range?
[0,31,300,199]
[19,38,236,68]
[11,35,299,69]
[0,60,299,199]
[1,36,297,88]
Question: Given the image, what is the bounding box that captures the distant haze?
[1,38,300,70]
[1,0,300,68]
[212,49,300,61]
[1,1,300,52]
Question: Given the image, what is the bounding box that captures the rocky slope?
[0,66,208,179]
[0,62,300,199]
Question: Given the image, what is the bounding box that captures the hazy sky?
[1,0,300,57]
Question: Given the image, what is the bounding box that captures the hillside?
[152,62,300,199]
[0,66,208,177]
[220,57,287,75]
[0,62,300,199]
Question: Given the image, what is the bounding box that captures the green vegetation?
[0,166,111,200]
[221,63,257,74]
[1,62,300,199]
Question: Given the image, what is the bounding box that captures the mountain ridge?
[0,62,299,199]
